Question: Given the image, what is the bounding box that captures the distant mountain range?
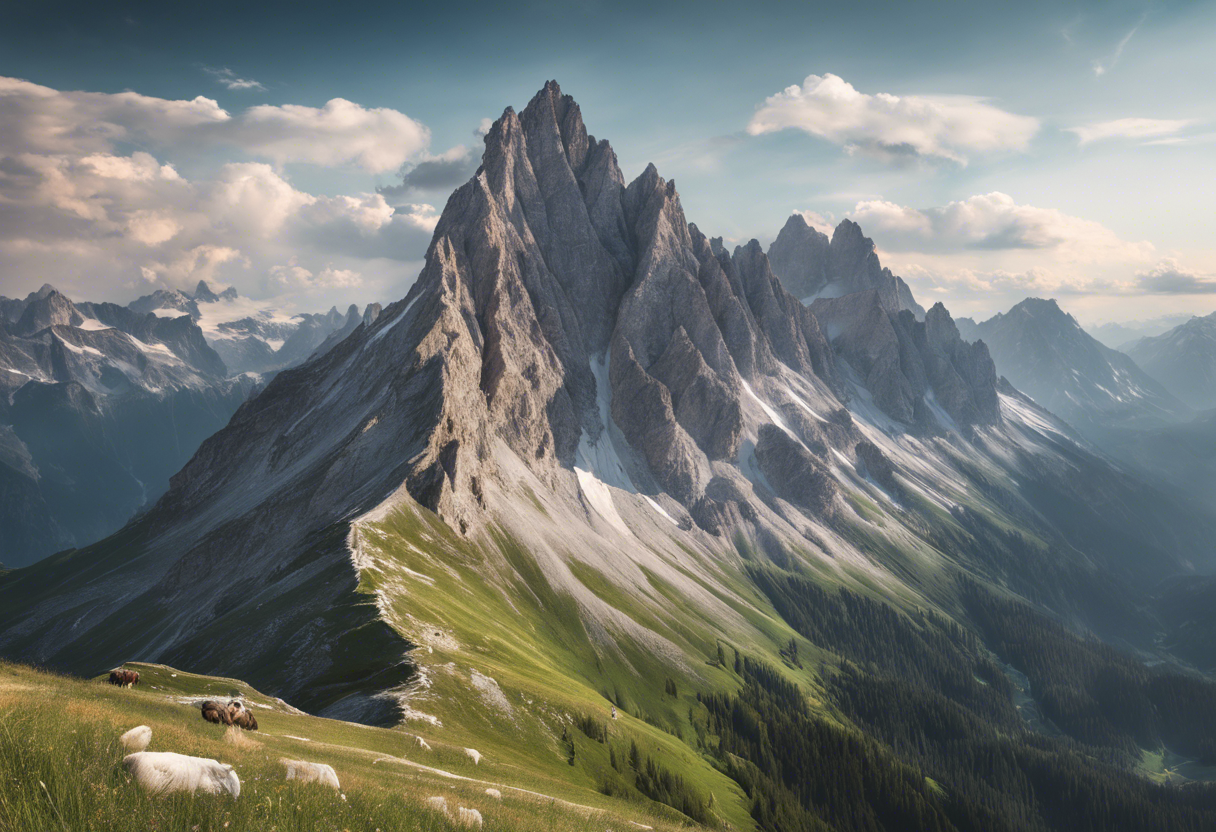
[0,282,379,566]
[1125,312,1216,410]
[1084,313,1192,350]
[956,298,1188,443]
[130,280,382,375]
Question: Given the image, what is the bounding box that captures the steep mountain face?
[958,298,1188,443]
[1126,312,1216,409]
[1,80,1213,765]
[131,281,377,375]
[0,285,255,567]
[768,214,925,317]
[811,292,998,430]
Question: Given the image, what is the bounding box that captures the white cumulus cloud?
[849,192,1153,261]
[1135,259,1216,294]
[747,73,1039,164]
[0,76,440,305]
[0,76,429,173]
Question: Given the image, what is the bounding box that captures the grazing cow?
[108,669,140,688]
[232,709,259,731]
[119,725,152,753]
[123,751,240,797]
[200,700,233,726]
[281,758,340,790]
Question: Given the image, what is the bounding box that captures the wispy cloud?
[1092,16,1145,77]
[1068,117,1194,146]
[1142,131,1216,147]
[204,66,267,92]
[747,73,1039,165]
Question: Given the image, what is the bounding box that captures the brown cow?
[227,700,258,731]
[108,669,140,688]
[232,709,259,731]
[200,700,233,726]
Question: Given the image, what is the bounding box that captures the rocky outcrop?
[917,303,1000,427]
[754,425,838,517]
[647,327,743,461]
[811,293,999,430]
[768,214,924,318]
[855,439,901,496]
[13,289,84,336]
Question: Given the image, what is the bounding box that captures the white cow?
[280,758,340,790]
[123,752,240,797]
[119,725,152,753]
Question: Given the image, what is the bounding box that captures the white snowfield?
[123,751,240,797]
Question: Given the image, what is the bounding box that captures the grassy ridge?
[0,661,697,832]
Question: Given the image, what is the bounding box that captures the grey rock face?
[753,424,838,517]
[917,303,1000,427]
[648,327,743,461]
[768,214,925,318]
[854,439,901,496]
[812,291,919,422]
[811,293,1000,429]
[766,214,831,301]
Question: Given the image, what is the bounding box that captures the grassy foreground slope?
[0,660,708,832]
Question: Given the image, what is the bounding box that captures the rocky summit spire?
[768,214,924,318]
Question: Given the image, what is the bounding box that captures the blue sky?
[1,0,1212,324]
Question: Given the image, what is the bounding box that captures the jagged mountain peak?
[14,287,84,336]
[767,212,924,318]
[1004,296,1071,321]
[830,217,868,245]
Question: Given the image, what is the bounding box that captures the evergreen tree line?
[962,582,1216,763]
[707,570,1216,831]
